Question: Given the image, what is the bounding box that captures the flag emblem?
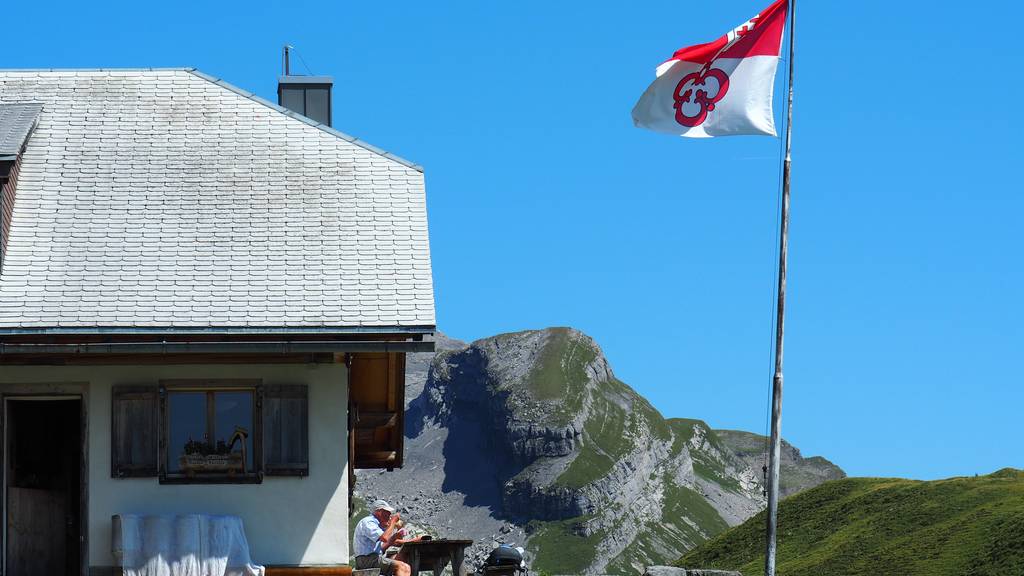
[632,0,788,138]
[673,66,730,127]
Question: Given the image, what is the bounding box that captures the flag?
[632,0,788,138]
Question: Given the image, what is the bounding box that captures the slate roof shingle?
[0,69,435,331]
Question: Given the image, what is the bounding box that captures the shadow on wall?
[94,367,347,567]
[103,477,340,566]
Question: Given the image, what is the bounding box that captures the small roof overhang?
[0,103,42,159]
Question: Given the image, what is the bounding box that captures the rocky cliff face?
[714,430,845,499]
[355,328,843,575]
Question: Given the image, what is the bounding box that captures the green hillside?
[676,469,1024,576]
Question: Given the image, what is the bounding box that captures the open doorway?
[5,398,83,576]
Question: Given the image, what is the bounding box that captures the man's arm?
[379,514,404,550]
[356,517,386,556]
[394,530,424,546]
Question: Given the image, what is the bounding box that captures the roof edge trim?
[0,67,195,73]
[0,68,424,172]
[0,325,436,336]
[0,340,437,354]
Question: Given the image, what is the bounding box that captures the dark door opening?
[5,399,82,576]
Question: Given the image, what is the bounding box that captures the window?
[280,87,305,115]
[304,87,330,124]
[278,84,331,126]
[111,381,309,482]
[159,380,262,484]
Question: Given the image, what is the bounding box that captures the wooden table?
[395,539,473,576]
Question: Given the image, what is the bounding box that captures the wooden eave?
[0,330,434,366]
[0,329,430,345]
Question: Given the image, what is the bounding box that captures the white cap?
[372,499,395,513]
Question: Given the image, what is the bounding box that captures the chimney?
[277,46,333,127]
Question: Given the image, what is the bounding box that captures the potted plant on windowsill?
[179,427,249,475]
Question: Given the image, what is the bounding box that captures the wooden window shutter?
[263,384,309,476]
[349,352,406,470]
[111,385,158,477]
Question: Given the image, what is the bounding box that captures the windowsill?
[159,473,263,485]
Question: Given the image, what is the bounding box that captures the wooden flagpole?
[765,0,796,574]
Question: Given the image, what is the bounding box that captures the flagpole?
[765,0,796,575]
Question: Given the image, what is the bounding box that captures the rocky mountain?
[715,430,844,499]
[677,469,1024,575]
[355,328,842,574]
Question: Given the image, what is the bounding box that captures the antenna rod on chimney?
[283,45,292,76]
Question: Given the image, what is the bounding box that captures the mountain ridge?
[714,429,844,499]
[356,327,844,574]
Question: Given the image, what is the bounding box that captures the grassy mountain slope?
[604,477,731,575]
[677,469,1024,576]
[538,331,670,490]
[520,330,692,574]
[670,419,748,493]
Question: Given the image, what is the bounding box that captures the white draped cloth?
[113,514,264,576]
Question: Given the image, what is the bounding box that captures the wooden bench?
[264,567,354,576]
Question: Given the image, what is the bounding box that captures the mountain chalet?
[0,68,434,575]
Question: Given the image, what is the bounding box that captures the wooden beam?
[0,353,339,366]
[355,411,397,430]
[393,353,406,469]
[353,451,397,467]
[0,332,427,345]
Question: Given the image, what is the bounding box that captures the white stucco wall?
[0,363,349,567]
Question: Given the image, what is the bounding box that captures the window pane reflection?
[168,392,205,473]
[167,390,254,476]
[214,392,253,472]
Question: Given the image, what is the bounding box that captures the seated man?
[353,499,417,576]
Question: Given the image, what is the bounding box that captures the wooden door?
[6,487,66,575]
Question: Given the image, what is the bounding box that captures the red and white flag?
[632,0,788,138]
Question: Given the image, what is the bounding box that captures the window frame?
[158,379,263,485]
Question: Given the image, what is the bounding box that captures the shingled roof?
[0,69,435,332]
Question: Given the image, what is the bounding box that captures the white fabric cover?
[113,514,264,576]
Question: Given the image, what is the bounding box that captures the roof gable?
[0,69,435,331]
[188,69,421,172]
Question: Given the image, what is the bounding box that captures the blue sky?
[4,0,1020,480]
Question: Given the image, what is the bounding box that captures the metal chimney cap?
[278,75,333,85]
